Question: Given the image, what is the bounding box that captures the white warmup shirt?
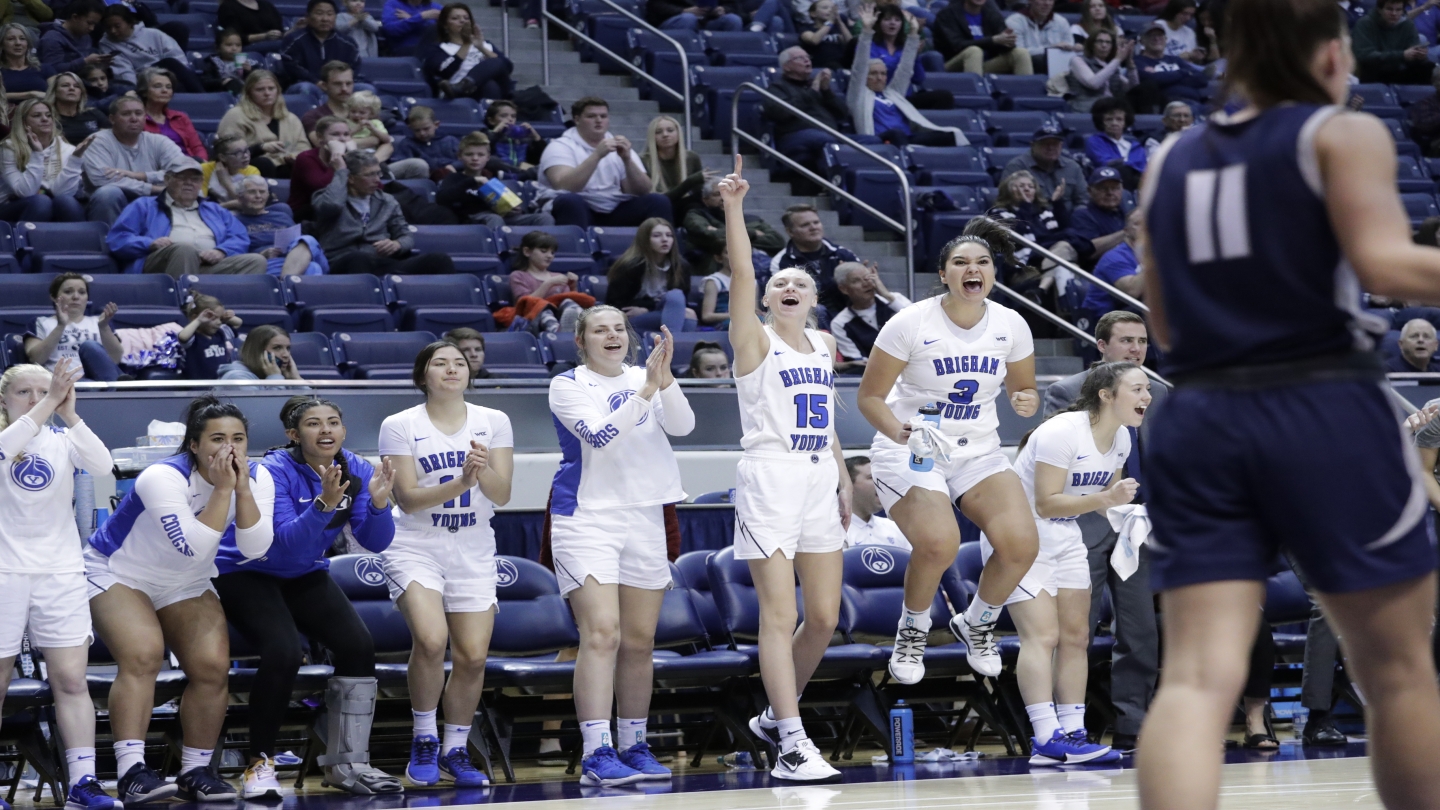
[870,297,1034,459]
[549,365,694,515]
[0,416,112,574]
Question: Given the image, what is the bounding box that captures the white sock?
[412,709,438,739]
[1056,703,1087,734]
[113,740,146,776]
[762,705,776,723]
[580,719,612,758]
[442,724,469,754]
[180,746,212,774]
[965,596,1003,627]
[898,606,932,634]
[777,716,806,753]
[616,717,646,750]
[66,748,97,781]
[1027,703,1061,742]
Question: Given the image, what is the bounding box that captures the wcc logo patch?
[11,454,54,491]
[861,546,896,575]
[355,556,386,587]
[608,390,649,425]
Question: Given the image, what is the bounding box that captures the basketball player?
[87,395,275,803]
[997,361,1148,765]
[379,341,513,789]
[1137,0,1440,806]
[0,360,119,810]
[548,308,695,786]
[855,217,1041,683]
[718,157,850,783]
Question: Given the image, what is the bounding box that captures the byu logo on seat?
[497,558,520,588]
[356,556,386,587]
[862,546,896,575]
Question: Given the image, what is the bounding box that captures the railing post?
[592,0,691,149]
[541,14,550,85]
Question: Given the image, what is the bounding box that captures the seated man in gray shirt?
[83,96,186,225]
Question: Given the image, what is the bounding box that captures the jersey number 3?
[793,393,830,429]
[1185,164,1251,264]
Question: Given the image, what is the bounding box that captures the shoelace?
[412,738,440,767]
[894,626,928,664]
[73,778,107,801]
[966,620,999,656]
[444,748,479,774]
[1064,729,1093,748]
[250,758,277,781]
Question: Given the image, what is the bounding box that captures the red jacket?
[144,108,208,161]
[289,148,335,221]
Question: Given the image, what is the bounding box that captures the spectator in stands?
[0,25,46,105]
[218,0,288,52]
[769,202,857,313]
[645,0,742,31]
[345,91,393,162]
[1066,28,1138,113]
[201,30,258,94]
[684,177,785,274]
[986,169,1079,288]
[1085,97,1146,184]
[107,158,268,275]
[749,0,799,35]
[1006,0,1080,73]
[0,0,53,30]
[80,64,113,111]
[100,6,206,93]
[300,61,355,133]
[763,47,849,176]
[46,72,107,145]
[1070,166,1126,261]
[605,217,698,333]
[830,260,910,368]
[279,0,360,86]
[1411,66,1440,156]
[107,0,195,46]
[177,291,241,379]
[933,0,1033,74]
[699,243,731,327]
[314,151,456,275]
[1132,22,1208,113]
[843,455,910,549]
[641,115,706,221]
[485,100,543,173]
[1071,0,1120,45]
[220,324,307,380]
[1157,0,1214,63]
[1142,99,1192,150]
[234,175,328,275]
[422,4,513,101]
[24,272,123,381]
[539,96,671,228]
[686,341,731,377]
[381,0,442,54]
[1044,310,1157,414]
[0,99,87,224]
[847,8,967,147]
[1079,207,1142,323]
[1388,318,1440,372]
[798,0,853,71]
[138,68,207,161]
[83,96,186,224]
[1354,0,1434,83]
[38,0,107,79]
[860,6,952,109]
[289,115,351,220]
[506,230,590,333]
[201,133,261,209]
[1000,122,1087,216]
[218,70,308,179]
[444,327,494,378]
[389,106,459,180]
[337,0,380,59]
[437,131,554,227]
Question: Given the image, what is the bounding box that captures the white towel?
[1107,504,1151,581]
[907,417,953,463]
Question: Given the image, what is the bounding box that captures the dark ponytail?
[937,215,1018,271]
[279,394,359,530]
[1063,361,1143,419]
[182,395,249,468]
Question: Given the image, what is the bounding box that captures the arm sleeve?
[265,461,334,559]
[134,464,224,557]
[54,144,84,197]
[1069,54,1114,89]
[345,459,395,552]
[105,201,156,259]
[311,167,349,219]
[870,306,914,360]
[387,202,414,249]
[377,414,413,456]
[233,464,276,559]
[216,209,253,256]
[1,147,44,198]
[1042,377,1075,417]
[657,381,695,436]
[0,415,40,460]
[548,374,655,451]
[64,421,114,474]
[1031,418,1078,470]
[891,33,919,91]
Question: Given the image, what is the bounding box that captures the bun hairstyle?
[182,395,248,467]
[1065,361,1143,418]
[938,215,1018,270]
[280,395,358,529]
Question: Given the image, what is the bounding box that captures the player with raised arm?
[1136,0,1440,806]
[855,217,1041,684]
[719,156,851,783]
[379,341,514,790]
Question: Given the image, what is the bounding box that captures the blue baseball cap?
[1088,166,1123,186]
[1032,122,1067,142]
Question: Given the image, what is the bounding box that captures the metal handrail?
[1006,228,1147,314]
[541,0,691,148]
[502,2,509,55]
[731,81,914,298]
[991,281,1171,388]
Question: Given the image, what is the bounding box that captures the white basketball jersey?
[1014,411,1131,522]
[736,326,836,456]
[871,297,1034,460]
[0,419,112,574]
[377,403,514,536]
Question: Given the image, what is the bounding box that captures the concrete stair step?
[1033,338,1076,357]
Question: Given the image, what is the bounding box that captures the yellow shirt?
[200,161,261,198]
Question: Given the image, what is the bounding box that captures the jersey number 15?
[793,393,830,429]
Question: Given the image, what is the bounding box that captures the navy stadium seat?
[985,111,1056,145]
[286,331,343,378]
[577,273,608,302]
[169,92,235,131]
[495,225,594,275]
[18,221,115,274]
[914,108,991,145]
[1350,83,1403,119]
[1397,84,1435,107]
[1402,192,1440,225]
[905,144,990,187]
[478,332,548,377]
[332,330,437,379]
[282,94,315,117]
[480,274,513,308]
[990,74,1064,111]
[0,274,62,336]
[664,331,732,376]
[384,273,495,333]
[407,224,503,277]
[156,13,213,42]
[178,273,290,329]
[285,275,393,333]
[391,178,437,203]
[0,223,20,273]
[404,98,482,138]
[690,65,765,142]
[1265,568,1313,655]
[1396,154,1434,193]
[700,30,776,67]
[541,331,578,371]
[363,57,430,96]
[675,549,727,639]
[86,275,182,328]
[330,554,412,684]
[921,72,995,110]
[588,226,637,269]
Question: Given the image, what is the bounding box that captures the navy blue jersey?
[1145,104,1387,377]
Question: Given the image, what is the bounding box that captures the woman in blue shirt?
[857,5,953,110]
[1083,96,1147,187]
[381,0,442,54]
[212,395,402,799]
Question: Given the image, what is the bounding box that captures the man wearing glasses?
[312,151,456,275]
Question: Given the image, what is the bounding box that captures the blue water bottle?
[889,700,914,764]
[907,405,942,473]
